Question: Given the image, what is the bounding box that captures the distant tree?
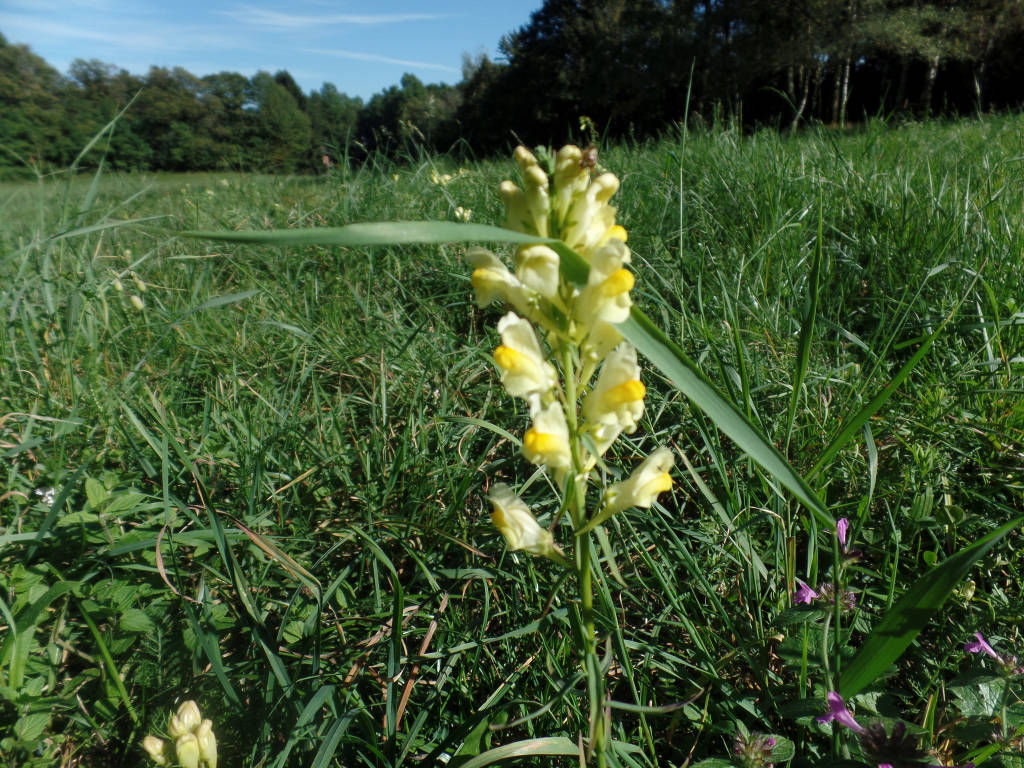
[0,34,65,175]
[273,70,308,112]
[200,72,258,168]
[252,71,312,172]
[356,73,460,158]
[307,83,362,163]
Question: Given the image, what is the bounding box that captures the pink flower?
[793,580,819,605]
[964,632,999,659]
[817,691,866,735]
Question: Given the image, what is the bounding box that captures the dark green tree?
[251,71,312,172]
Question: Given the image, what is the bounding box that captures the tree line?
[3,0,1023,177]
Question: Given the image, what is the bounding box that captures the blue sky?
[0,0,544,100]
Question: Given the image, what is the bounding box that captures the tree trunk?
[838,57,851,127]
[895,57,909,111]
[831,63,842,125]
[788,65,810,133]
[920,53,940,117]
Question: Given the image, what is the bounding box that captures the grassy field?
[1,116,1023,768]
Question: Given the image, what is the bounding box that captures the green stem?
[561,340,606,767]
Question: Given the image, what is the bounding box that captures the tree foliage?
[2,0,1024,177]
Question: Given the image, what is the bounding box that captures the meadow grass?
[1,116,1022,767]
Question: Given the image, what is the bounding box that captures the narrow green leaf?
[308,711,356,768]
[454,737,579,767]
[786,202,823,449]
[77,599,140,724]
[617,309,832,529]
[839,516,1024,697]
[182,221,548,248]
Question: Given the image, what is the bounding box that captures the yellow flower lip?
[600,269,634,297]
[524,429,560,454]
[606,379,646,405]
[494,345,527,371]
[607,225,628,243]
[646,472,673,496]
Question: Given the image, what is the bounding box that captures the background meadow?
[1,115,1023,767]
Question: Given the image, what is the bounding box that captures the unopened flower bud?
[142,735,168,766]
[169,700,201,737]
[196,719,217,768]
[175,734,200,768]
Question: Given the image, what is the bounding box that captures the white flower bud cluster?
[143,700,217,768]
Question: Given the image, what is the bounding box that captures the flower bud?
[196,719,217,768]
[142,735,168,766]
[169,700,201,738]
[175,734,201,768]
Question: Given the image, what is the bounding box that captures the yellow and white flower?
[575,238,634,329]
[522,401,572,473]
[582,344,645,454]
[466,247,537,320]
[494,312,557,399]
[488,483,561,560]
[168,700,201,739]
[142,736,168,766]
[601,447,674,518]
[513,244,561,300]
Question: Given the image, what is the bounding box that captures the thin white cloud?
[222,5,444,30]
[0,13,170,48]
[305,48,458,73]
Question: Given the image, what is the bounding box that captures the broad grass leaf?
[838,516,1024,697]
[452,737,579,767]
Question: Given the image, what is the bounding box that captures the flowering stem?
[561,340,607,766]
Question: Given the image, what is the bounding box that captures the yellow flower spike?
[600,447,675,520]
[142,735,169,766]
[513,244,560,299]
[196,719,217,768]
[175,734,201,768]
[582,343,645,454]
[493,312,558,399]
[522,402,572,472]
[488,483,562,560]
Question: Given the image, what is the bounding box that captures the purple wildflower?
[794,580,819,604]
[817,691,867,734]
[964,632,999,659]
[837,518,850,549]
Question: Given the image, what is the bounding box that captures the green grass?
[1,116,1022,767]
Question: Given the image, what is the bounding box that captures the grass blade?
[839,515,1024,697]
